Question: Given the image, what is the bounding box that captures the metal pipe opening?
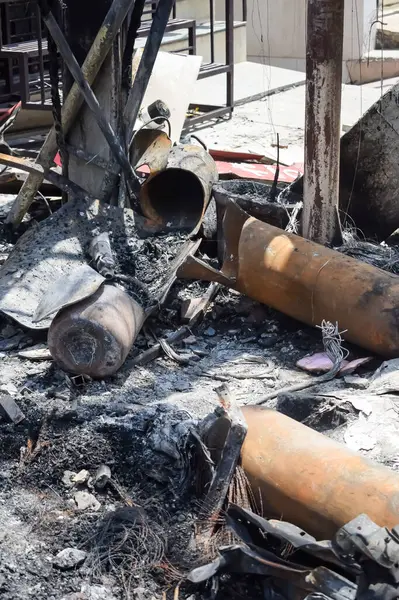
[142,168,205,231]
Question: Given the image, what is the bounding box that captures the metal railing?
[182,0,235,130]
[0,0,243,120]
[0,0,52,107]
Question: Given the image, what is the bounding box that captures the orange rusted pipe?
[178,202,399,357]
[140,144,218,235]
[237,219,399,356]
[240,407,399,539]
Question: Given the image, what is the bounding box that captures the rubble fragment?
[73,491,101,512]
[188,506,399,599]
[71,470,90,485]
[62,471,77,488]
[368,358,399,394]
[53,548,87,570]
[297,352,372,374]
[0,394,25,424]
[17,344,52,361]
[93,465,111,490]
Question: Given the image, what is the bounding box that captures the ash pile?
[3,1,399,600]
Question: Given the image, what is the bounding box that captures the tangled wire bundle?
[87,506,167,597]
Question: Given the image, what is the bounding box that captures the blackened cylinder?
[48,284,145,378]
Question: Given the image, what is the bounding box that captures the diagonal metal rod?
[42,10,140,197]
[124,0,175,148]
[6,0,135,229]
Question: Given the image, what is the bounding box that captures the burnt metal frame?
[0,0,198,108]
[135,0,196,55]
[0,0,50,107]
[137,17,197,55]
[0,0,242,127]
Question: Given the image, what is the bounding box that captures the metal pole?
[36,4,46,106]
[124,0,175,148]
[210,0,215,64]
[302,0,344,246]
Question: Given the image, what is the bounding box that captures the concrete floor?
[197,77,389,165]
[192,61,306,106]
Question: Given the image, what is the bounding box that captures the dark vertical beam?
[210,0,215,64]
[36,4,46,105]
[302,0,344,245]
[226,0,234,110]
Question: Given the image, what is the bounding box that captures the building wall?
[246,0,377,79]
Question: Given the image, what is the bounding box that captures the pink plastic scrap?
[296,352,372,375]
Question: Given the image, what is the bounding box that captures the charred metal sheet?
[333,515,399,599]
[140,143,218,235]
[188,545,356,600]
[178,200,399,358]
[240,407,399,540]
[292,84,399,241]
[188,544,308,582]
[0,198,137,329]
[226,504,353,572]
[334,514,399,570]
[48,283,145,379]
[34,264,105,324]
[339,83,399,240]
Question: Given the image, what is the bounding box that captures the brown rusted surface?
[303,0,344,245]
[48,284,145,378]
[131,129,172,173]
[178,202,399,357]
[240,407,399,539]
[140,144,218,234]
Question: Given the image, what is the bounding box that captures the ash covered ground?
[0,201,399,600]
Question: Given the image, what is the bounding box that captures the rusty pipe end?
[139,144,218,234]
[140,168,205,232]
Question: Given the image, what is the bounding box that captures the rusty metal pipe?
[140,144,218,234]
[178,202,399,357]
[240,407,399,540]
[48,284,145,378]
